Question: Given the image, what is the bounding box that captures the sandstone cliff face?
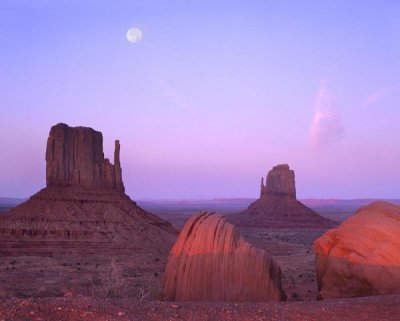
[46,123,124,192]
[163,212,285,302]
[314,201,400,299]
[230,164,335,228]
[260,164,296,198]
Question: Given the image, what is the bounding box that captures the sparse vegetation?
[92,257,127,298]
[137,281,163,301]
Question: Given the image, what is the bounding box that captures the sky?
[0,0,399,199]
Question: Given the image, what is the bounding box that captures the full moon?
[126,27,143,43]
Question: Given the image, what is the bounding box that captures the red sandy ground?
[1,200,400,320]
[0,295,399,321]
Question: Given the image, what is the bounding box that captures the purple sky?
[1,1,399,199]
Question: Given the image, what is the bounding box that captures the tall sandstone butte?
[0,123,175,255]
[0,123,176,297]
[229,164,336,228]
[46,123,124,192]
[163,212,286,302]
[314,201,400,299]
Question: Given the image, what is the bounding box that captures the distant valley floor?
[136,198,400,229]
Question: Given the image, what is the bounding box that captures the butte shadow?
[0,123,176,298]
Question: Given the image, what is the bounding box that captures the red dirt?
[0,294,399,321]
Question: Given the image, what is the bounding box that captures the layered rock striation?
[314,201,400,299]
[163,212,286,302]
[229,164,336,228]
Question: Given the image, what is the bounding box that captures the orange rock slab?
[163,212,286,302]
[314,201,400,299]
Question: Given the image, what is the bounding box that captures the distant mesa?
[0,123,176,256]
[163,212,286,302]
[314,201,400,299]
[228,164,336,228]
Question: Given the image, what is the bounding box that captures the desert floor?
[1,294,399,321]
[0,199,399,320]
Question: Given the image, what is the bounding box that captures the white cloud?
[310,81,344,150]
[363,85,398,108]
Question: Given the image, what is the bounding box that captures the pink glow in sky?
[0,1,399,199]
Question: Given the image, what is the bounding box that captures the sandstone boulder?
[163,212,286,302]
[314,201,400,299]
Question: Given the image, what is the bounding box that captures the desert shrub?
[93,257,127,298]
[137,281,163,301]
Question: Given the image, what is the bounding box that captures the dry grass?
[92,257,127,298]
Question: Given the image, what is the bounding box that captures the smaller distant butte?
[228,164,337,228]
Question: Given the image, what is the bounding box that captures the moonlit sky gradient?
[1,1,399,199]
